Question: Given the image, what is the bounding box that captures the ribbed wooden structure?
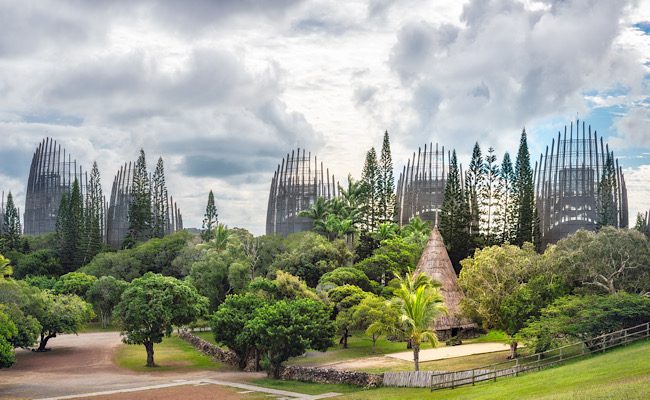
[413,228,475,336]
[106,162,183,248]
[534,119,628,248]
[396,143,450,227]
[24,138,86,235]
[266,148,337,236]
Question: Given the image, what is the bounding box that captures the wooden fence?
[430,321,650,391]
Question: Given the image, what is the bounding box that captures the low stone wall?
[278,366,383,388]
[178,330,239,367]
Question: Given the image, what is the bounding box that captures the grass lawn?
[193,330,218,345]
[287,332,434,366]
[79,321,120,333]
[114,335,231,372]
[359,350,512,374]
[287,330,512,373]
[253,339,650,400]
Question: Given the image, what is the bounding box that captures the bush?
[520,293,650,352]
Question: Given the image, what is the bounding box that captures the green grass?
[359,350,512,374]
[251,378,361,395]
[192,330,218,345]
[287,332,435,366]
[465,330,510,344]
[79,321,120,333]
[114,335,231,372]
[253,339,650,400]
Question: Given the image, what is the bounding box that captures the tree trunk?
[413,344,420,371]
[270,362,281,379]
[339,327,349,348]
[372,334,377,354]
[144,341,155,367]
[37,332,56,352]
[509,342,518,359]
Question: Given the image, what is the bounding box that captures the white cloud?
[0,0,648,234]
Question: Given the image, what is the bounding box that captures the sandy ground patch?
[385,342,511,362]
[0,332,264,400]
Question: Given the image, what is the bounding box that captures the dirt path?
[0,332,264,400]
[385,342,511,362]
[314,342,511,371]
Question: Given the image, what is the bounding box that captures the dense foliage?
[114,273,208,367]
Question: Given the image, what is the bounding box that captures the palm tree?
[198,223,231,253]
[374,222,399,242]
[401,216,432,238]
[299,197,329,221]
[0,254,12,280]
[393,271,447,371]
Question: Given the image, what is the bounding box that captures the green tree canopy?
[34,291,94,351]
[53,272,97,297]
[318,267,373,292]
[0,310,17,368]
[245,298,334,378]
[210,293,266,369]
[270,232,352,287]
[351,294,399,353]
[545,227,650,296]
[520,293,650,352]
[458,242,541,358]
[86,276,128,328]
[114,273,208,367]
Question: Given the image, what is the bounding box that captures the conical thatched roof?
[414,228,476,331]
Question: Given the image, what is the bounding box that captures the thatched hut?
[414,228,476,339]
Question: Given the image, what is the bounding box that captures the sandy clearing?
[385,342,511,362]
[0,332,264,400]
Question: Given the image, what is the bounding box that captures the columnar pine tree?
[634,212,650,239]
[378,131,396,223]
[125,149,152,247]
[58,179,84,271]
[513,129,535,246]
[480,147,500,246]
[151,157,168,238]
[1,192,21,252]
[465,142,484,244]
[83,162,103,264]
[202,190,218,242]
[360,148,380,232]
[597,152,618,228]
[495,153,515,244]
[439,151,471,273]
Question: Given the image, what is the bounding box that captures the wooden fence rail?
[429,321,650,391]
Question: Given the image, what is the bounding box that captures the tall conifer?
[439,150,471,272]
[1,192,21,252]
[495,152,515,244]
[360,147,380,232]
[83,162,103,264]
[465,142,484,244]
[58,179,84,271]
[151,157,168,238]
[202,190,218,241]
[378,131,395,223]
[597,152,618,228]
[513,129,535,246]
[125,149,151,247]
[480,147,500,246]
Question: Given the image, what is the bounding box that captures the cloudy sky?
[0,0,649,234]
